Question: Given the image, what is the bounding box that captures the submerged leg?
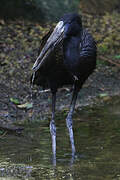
[50,92,56,166]
[66,84,79,158]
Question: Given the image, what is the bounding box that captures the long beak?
[32,21,64,71]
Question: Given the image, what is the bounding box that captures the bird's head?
[32,13,82,71]
[61,13,82,38]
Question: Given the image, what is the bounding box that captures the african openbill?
[31,13,97,163]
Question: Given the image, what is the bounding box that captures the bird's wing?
[79,29,97,57]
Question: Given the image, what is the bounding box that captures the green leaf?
[99,93,108,98]
[0,130,4,135]
[10,98,20,105]
[17,103,33,109]
[114,55,120,59]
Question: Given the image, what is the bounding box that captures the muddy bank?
[0,64,120,128]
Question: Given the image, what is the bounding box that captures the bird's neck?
[63,35,81,74]
[63,35,81,62]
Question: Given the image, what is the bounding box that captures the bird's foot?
[50,120,56,136]
[66,115,73,129]
[66,115,76,156]
[50,119,56,165]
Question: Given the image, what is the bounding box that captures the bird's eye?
[68,20,72,24]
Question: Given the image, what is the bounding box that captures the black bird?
[31,13,97,163]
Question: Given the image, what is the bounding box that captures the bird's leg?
[66,85,79,158]
[50,92,56,166]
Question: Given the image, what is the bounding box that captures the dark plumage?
[31,13,97,163]
[32,13,96,90]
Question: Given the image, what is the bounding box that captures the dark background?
[0,0,120,23]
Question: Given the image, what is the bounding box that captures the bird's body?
[32,25,96,92]
[31,13,97,164]
[32,31,73,90]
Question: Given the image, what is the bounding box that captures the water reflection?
[0,97,120,179]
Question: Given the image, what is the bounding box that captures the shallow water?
[0,97,120,180]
